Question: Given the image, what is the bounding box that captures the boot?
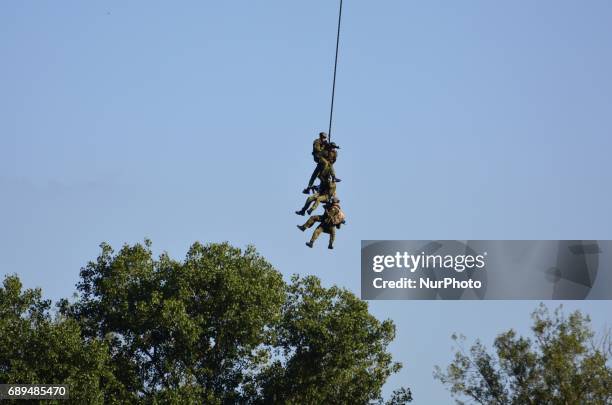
[306,241,314,248]
[295,210,305,216]
[328,244,334,250]
[333,177,341,182]
[302,188,311,194]
[307,209,313,215]
[297,225,306,232]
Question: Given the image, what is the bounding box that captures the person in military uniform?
[315,141,340,182]
[313,132,328,159]
[295,177,337,216]
[303,132,341,194]
[297,198,345,249]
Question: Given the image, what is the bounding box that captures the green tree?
[55,240,410,404]
[0,275,124,404]
[60,241,287,404]
[255,275,409,404]
[434,304,612,404]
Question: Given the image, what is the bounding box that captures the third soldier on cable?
[297,198,346,249]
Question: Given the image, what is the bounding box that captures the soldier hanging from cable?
[296,176,337,216]
[303,132,341,194]
[297,197,346,249]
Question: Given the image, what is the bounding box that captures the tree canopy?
[1,241,411,404]
[435,304,612,404]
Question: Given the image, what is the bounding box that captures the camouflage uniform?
[313,136,327,160]
[297,180,336,215]
[306,136,339,190]
[300,202,343,249]
[316,148,338,184]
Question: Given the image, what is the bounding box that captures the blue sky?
[2,1,612,402]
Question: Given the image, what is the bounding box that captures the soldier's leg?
[318,156,340,182]
[304,215,321,228]
[309,225,324,245]
[307,163,323,189]
[328,164,336,178]
[317,158,332,183]
[329,164,340,182]
[328,226,336,249]
[309,194,329,213]
[298,215,321,232]
[297,195,317,215]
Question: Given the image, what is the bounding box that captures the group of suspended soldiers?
[296,132,346,249]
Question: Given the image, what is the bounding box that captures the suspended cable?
[328,0,343,142]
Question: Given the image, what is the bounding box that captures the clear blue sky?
[2,1,612,402]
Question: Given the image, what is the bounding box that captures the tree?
[59,241,286,404]
[0,275,124,404]
[53,240,410,403]
[434,304,612,404]
[255,275,409,404]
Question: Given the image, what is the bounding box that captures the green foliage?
[435,304,612,404]
[61,241,287,403]
[0,275,122,404]
[256,275,405,404]
[1,241,410,404]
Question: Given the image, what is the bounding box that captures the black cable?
[328,0,343,142]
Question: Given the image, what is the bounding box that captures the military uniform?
[316,149,338,183]
[296,180,336,215]
[312,137,327,161]
[299,202,343,249]
[306,135,339,191]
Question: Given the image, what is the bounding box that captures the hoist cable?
[328,0,343,142]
